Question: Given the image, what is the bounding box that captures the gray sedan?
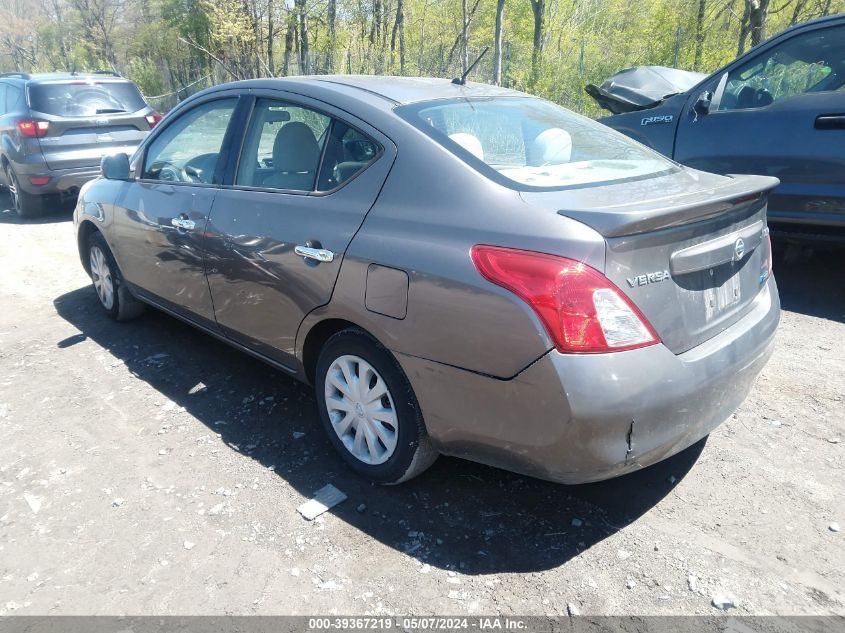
[74,76,780,484]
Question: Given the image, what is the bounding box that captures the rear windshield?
[28,81,147,117]
[397,97,677,190]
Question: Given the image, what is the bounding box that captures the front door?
[204,94,395,368]
[674,22,845,231]
[112,96,240,328]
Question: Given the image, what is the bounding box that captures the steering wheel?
[158,164,202,183]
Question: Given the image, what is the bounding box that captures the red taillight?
[470,245,660,354]
[145,112,162,128]
[18,119,49,138]
[30,176,50,186]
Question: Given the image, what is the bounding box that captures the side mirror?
[693,91,713,116]
[101,153,130,180]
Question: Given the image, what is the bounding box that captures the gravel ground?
[0,197,842,617]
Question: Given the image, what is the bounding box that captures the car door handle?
[815,114,845,130]
[294,245,334,263]
[171,218,196,230]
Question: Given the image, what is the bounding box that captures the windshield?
[398,97,677,190]
[29,81,147,117]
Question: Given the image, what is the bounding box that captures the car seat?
[263,122,321,190]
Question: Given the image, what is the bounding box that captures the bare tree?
[267,0,275,75]
[693,0,705,71]
[295,0,309,73]
[738,0,771,55]
[390,0,405,74]
[492,0,505,85]
[326,0,337,72]
[529,0,544,88]
[461,0,468,75]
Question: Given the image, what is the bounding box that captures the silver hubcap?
[89,245,115,310]
[324,355,398,465]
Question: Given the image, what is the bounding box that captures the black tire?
[315,328,438,484]
[5,164,44,219]
[86,231,146,321]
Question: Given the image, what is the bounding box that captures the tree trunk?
[693,0,705,71]
[529,0,544,88]
[296,0,309,73]
[461,0,468,75]
[283,11,296,75]
[268,0,275,75]
[390,0,405,74]
[326,0,337,73]
[492,0,505,85]
[748,0,770,48]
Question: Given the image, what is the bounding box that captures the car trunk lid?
[522,171,779,354]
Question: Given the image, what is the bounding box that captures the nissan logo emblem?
[734,237,746,261]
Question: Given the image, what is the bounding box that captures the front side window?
[142,98,237,184]
[398,97,675,190]
[719,25,845,111]
[29,80,148,116]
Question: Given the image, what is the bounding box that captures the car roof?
[217,75,528,106]
[309,75,527,104]
[0,72,130,84]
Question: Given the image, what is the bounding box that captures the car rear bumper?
[397,275,779,484]
[14,165,102,196]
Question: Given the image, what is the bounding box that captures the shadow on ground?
[0,191,75,225]
[52,284,707,575]
[773,240,845,323]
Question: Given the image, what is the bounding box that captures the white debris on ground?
[297,484,347,520]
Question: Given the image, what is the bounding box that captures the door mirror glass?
[101,153,130,180]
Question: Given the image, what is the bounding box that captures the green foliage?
[1,0,842,114]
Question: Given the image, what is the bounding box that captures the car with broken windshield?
[74,76,780,485]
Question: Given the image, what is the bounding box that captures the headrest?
[449,132,485,161]
[273,122,321,172]
[528,128,572,166]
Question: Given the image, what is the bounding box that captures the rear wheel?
[315,328,438,484]
[5,164,44,219]
[87,232,145,321]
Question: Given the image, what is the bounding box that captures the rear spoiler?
[558,174,780,237]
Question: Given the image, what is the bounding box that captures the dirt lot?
[0,196,843,617]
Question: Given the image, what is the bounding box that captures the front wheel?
[315,329,438,484]
[87,232,145,321]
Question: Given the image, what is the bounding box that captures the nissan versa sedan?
[74,76,780,485]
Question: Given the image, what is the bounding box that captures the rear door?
[204,92,395,368]
[28,79,152,170]
[674,22,845,231]
[111,95,242,329]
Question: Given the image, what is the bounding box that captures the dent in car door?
[204,95,396,367]
[111,96,241,328]
[674,23,845,229]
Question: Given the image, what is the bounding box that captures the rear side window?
[235,97,381,192]
[236,99,331,191]
[29,81,147,116]
[6,85,22,111]
[398,97,675,190]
